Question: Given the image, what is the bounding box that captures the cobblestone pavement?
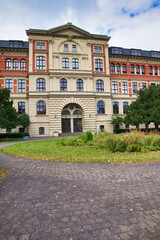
[0,142,160,240]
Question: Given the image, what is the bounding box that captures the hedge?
[0,133,30,139]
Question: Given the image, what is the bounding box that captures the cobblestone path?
[0,142,160,240]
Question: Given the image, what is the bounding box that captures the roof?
[0,40,29,49]
[109,46,160,59]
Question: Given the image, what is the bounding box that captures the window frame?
[20,59,26,70]
[5,79,12,92]
[18,102,25,114]
[36,56,46,70]
[77,79,83,91]
[116,63,121,73]
[62,58,69,69]
[122,82,128,94]
[123,102,128,114]
[36,42,46,50]
[130,64,134,74]
[72,58,79,70]
[97,101,105,114]
[18,79,25,93]
[113,102,119,114]
[94,46,103,53]
[95,59,103,72]
[136,65,140,74]
[37,78,46,92]
[122,64,126,74]
[37,101,46,115]
[132,82,138,94]
[96,79,104,92]
[141,82,147,90]
[13,59,18,70]
[6,59,11,70]
[72,45,77,51]
[64,44,68,51]
[60,78,67,91]
[110,63,115,73]
[112,81,118,94]
[39,127,45,135]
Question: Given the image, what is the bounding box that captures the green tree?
[18,113,30,132]
[0,88,19,132]
[111,115,124,133]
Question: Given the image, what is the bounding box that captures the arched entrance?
[61,104,83,133]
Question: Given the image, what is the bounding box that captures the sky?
[0,0,160,50]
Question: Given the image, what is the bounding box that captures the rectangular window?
[64,44,68,51]
[5,79,12,92]
[141,83,146,90]
[72,45,76,51]
[9,41,23,48]
[94,46,102,53]
[132,82,138,94]
[131,49,141,56]
[62,58,69,69]
[122,82,128,94]
[72,58,79,70]
[111,48,122,54]
[151,51,160,58]
[123,102,128,114]
[112,81,118,93]
[36,42,46,50]
[18,102,25,114]
[36,56,45,70]
[151,83,156,86]
[18,80,25,92]
[95,59,103,72]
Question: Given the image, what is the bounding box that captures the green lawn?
[0,139,160,164]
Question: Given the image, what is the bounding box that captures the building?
[0,23,160,136]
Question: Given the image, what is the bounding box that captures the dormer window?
[64,44,68,51]
[151,51,160,58]
[72,45,76,51]
[36,42,46,50]
[111,48,122,54]
[94,46,102,53]
[131,49,141,56]
[9,41,23,48]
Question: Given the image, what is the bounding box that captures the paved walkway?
[0,141,160,240]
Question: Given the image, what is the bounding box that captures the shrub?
[126,144,142,152]
[106,136,126,152]
[0,132,29,139]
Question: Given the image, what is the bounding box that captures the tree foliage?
[0,88,19,131]
[18,113,30,131]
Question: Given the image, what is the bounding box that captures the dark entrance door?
[73,118,82,132]
[62,118,71,133]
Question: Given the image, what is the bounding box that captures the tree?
[0,88,19,131]
[18,113,30,132]
[124,85,160,131]
[111,115,124,133]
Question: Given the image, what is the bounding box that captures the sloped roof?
[0,40,28,49]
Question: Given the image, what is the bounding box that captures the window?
[136,65,140,74]
[37,101,46,114]
[39,127,45,135]
[122,64,126,74]
[132,82,138,94]
[13,59,18,70]
[113,102,119,114]
[73,110,82,115]
[72,45,76,51]
[6,59,11,70]
[36,56,45,69]
[94,46,102,53]
[131,49,141,56]
[96,80,104,92]
[149,66,153,75]
[154,66,157,75]
[77,79,83,91]
[130,65,134,74]
[123,102,128,114]
[151,51,160,58]
[64,44,68,51]
[60,78,67,91]
[116,64,121,73]
[72,58,79,70]
[122,82,128,94]
[95,59,103,72]
[37,78,46,91]
[112,81,118,93]
[141,65,145,75]
[9,41,23,48]
[5,79,12,92]
[151,83,156,86]
[111,48,122,54]
[100,125,104,132]
[18,102,25,114]
[110,63,115,73]
[62,58,69,69]
[62,110,70,115]
[20,59,26,70]
[18,80,25,92]
[36,42,46,50]
[141,83,146,90]
[97,101,105,114]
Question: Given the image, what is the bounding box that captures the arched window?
[13,59,18,70]
[39,127,45,135]
[97,101,105,114]
[130,64,134,74]
[18,102,25,114]
[96,80,104,92]
[123,102,128,114]
[37,78,46,91]
[60,78,67,91]
[95,59,103,72]
[6,59,11,70]
[149,66,153,75]
[116,64,121,73]
[20,59,26,70]
[62,110,70,115]
[36,56,45,69]
[136,65,140,74]
[141,65,145,75]
[37,101,46,114]
[77,79,83,91]
[154,66,157,75]
[62,58,69,69]
[113,102,119,114]
[122,64,126,73]
[72,58,79,70]
[110,63,115,73]
[73,110,82,115]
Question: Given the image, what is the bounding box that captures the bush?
[126,144,142,152]
[0,132,29,139]
[106,136,126,152]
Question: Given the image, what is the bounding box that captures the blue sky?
[0,0,160,50]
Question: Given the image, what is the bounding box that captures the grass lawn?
[0,139,160,164]
[0,139,25,144]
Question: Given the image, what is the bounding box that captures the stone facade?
[0,23,160,136]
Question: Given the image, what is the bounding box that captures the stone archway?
[61,104,83,133]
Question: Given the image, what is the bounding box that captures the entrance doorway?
[61,104,83,133]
